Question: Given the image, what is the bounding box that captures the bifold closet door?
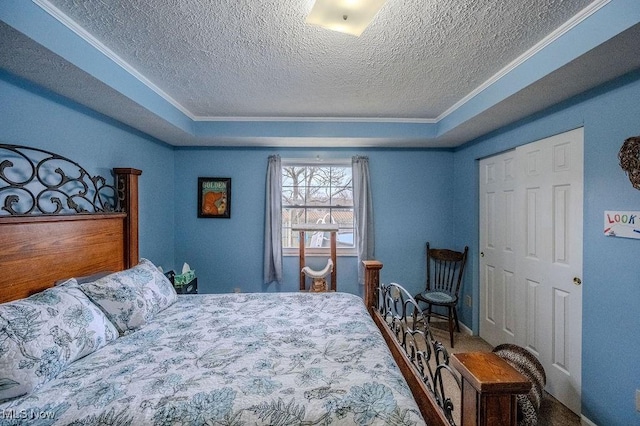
[479,127,583,414]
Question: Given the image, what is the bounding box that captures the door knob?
[573,277,582,286]
[480,252,485,257]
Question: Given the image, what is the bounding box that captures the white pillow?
[78,259,177,335]
[0,281,119,402]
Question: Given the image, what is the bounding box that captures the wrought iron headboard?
[378,282,461,426]
[0,144,119,215]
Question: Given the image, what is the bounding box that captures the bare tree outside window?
[282,164,354,250]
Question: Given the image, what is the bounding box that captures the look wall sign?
[604,210,640,239]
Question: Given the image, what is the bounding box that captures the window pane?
[333,167,352,187]
[331,187,353,206]
[283,207,306,226]
[283,232,301,249]
[282,167,306,187]
[282,186,305,205]
[305,229,330,248]
[337,230,355,248]
[330,208,353,228]
[282,207,306,249]
[308,167,330,186]
[306,186,330,206]
[305,208,331,225]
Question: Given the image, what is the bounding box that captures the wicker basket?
[619,136,640,190]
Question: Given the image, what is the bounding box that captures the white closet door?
[479,150,518,347]
[479,128,583,414]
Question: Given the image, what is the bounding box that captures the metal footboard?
[378,282,461,425]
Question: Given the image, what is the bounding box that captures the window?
[281,159,355,255]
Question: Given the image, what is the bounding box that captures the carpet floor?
[417,320,580,426]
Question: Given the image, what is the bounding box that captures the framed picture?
[198,177,231,218]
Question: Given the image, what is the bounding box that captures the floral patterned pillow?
[78,259,177,335]
[0,281,119,402]
[138,258,178,308]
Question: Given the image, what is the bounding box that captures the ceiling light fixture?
[306,0,387,37]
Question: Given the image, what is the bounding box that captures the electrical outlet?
[636,389,640,412]
[465,295,472,307]
[233,287,241,293]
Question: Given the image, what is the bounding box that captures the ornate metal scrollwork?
[0,144,119,215]
[378,282,461,426]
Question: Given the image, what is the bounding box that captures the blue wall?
[173,148,456,297]
[0,72,176,269]
[452,70,640,425]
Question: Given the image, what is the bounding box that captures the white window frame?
[281,158,356,257]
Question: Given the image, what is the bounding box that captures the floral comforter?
[0,292,424,425]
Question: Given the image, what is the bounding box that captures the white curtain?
[263,155,283,284]
[352,156,374,285]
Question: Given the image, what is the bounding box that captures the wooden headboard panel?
[0,163,141,303]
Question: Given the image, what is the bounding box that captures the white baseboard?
[459,322,473,335]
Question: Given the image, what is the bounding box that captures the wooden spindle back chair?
[415,242,469,347]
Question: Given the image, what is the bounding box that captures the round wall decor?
[619,136,640,190]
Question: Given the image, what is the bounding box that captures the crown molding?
[191,115,436,123]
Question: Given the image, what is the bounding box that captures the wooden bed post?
[299,230,306,291]
[363,260,382,313]
[114,168,142,268]
[451,352,531,426]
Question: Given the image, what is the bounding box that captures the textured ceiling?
[46,0,593,120]
[2,0,639,147]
